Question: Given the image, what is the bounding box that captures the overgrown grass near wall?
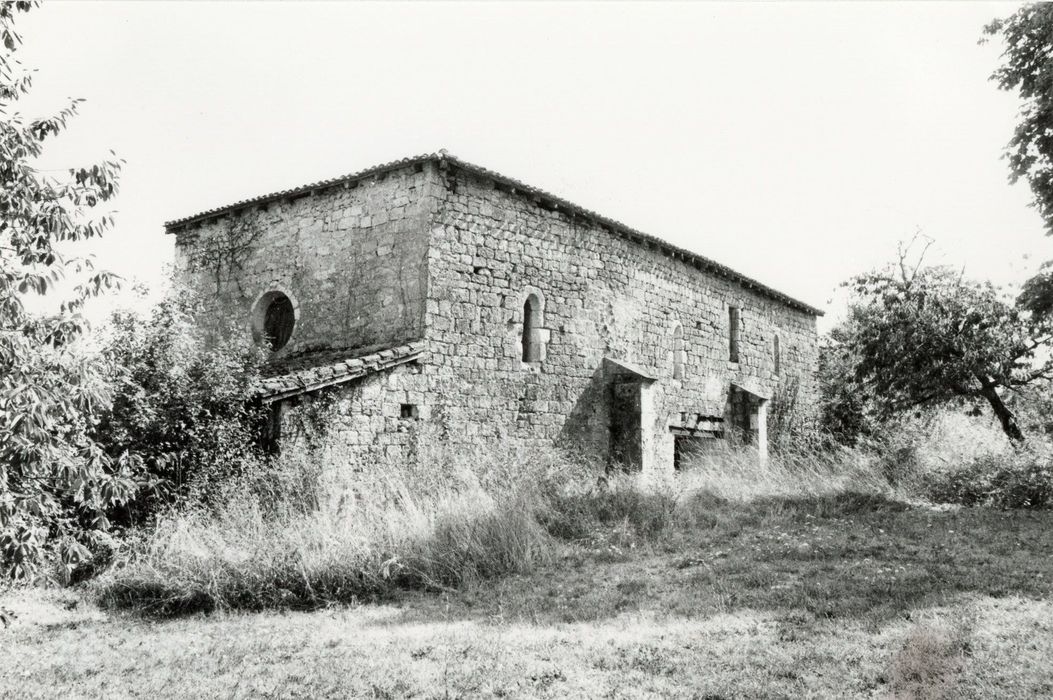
[94,436,894,617]
[94,409,1053,618]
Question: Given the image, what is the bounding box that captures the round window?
[252,290,296,351]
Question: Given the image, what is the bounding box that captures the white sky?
[13,1,1052,331]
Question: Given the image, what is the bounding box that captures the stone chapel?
[165,151,821,479]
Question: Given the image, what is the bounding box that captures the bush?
[93,287,269,523]
[923,449,1053,509]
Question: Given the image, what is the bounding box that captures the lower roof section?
[257,340,426,403]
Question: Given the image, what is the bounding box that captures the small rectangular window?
[400,403,419,420]
[773,335,781,375]
[728,306,740,362]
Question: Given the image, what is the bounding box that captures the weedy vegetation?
[3,428,1053,698]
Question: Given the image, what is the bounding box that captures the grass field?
[3,490,1052,699]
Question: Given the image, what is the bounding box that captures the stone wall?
[171,164,437,359]
[420,165,819,475]
[278,361,431,499]
[167,155,820,483]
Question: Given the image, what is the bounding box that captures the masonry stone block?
[168,155,820,488]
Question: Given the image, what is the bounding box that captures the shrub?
[923,449,1053,509]
[93,287,269,523]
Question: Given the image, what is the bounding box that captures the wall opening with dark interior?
[253,290,296,351]
[671,426,722,470]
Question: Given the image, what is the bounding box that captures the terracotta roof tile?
[257,340,426,402]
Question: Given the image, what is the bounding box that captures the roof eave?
[164,151,824,317]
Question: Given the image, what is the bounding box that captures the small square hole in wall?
[400,403,419,420]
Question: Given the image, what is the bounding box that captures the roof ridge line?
[165,150,822,316]
[440,154,822,316]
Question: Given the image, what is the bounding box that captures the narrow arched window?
[773,335,781,375]
[728,306,741,362]
[672,324,685,380]
[522,293,542,362]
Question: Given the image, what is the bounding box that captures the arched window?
[773,335,781,375]
[672,324,685,379]
[728,306,741,362]
[252,289,297,351]
[522,293,543,362]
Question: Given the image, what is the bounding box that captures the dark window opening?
[263,293,295,350]
[400,403,419,420]
[773,335,781,375]
[522,293,542,362]
[728,306,740,362]
[260,401,282,455]
[673,434,715,471]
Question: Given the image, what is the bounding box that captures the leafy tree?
[985,5,1053,318]
[837,244,1053,444]
[1,2,131,578]
[817,323,879,446]
[985,5,1053,233]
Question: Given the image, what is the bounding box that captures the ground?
[2,493,1052,699]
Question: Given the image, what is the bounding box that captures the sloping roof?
[731,378,773,402]
[603,357,657,382]
[257,340,426,403]
[164,151,822,316]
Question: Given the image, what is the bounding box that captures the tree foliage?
[817,323,879,446]
[985,5,1053,234]
[833,244,1053,444]
[94,289,268,521]
[985,5,1053,319]
[1,2,131,579]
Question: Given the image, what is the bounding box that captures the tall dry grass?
[96,442,584,616]
[96,409,1047,618]
[676,439,889,502]
[96,432,894,617]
